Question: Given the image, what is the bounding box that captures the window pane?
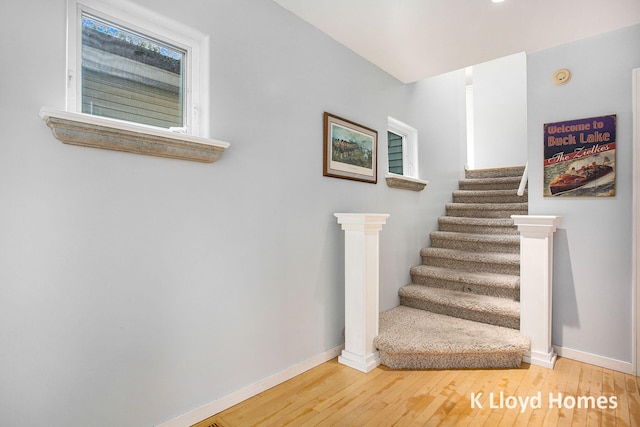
[388,131,404,174]
[81,14,185,128]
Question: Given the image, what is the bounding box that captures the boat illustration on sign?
[548,159,614,195]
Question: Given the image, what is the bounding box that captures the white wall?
[0,0,465,425]
[527,24,640,365]
[472,52,528,169]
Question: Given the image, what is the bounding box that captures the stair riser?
[459,181,521,191]
[438,223,520,235]
[410,274,520,299]
[377,350,526,370]
[465,167,525,179]
[422,256,520,276]
[400,296,520,329]
[445,207,528,218]
[430,237,520,254]
[452,194,528,204]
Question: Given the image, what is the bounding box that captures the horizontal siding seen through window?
[81,14,185,129]
[388,131,404,175]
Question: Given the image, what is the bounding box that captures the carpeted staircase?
[374,166,531,369]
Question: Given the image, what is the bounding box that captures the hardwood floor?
[194,357,640,426]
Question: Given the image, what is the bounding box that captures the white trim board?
[157,345,344,427]
[554,346,633,375]
[633,66,640,376]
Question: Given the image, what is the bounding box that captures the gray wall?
[0,0,463,425]
[527,24,640,363]
[2,0,637,425]
[383,70,468,307]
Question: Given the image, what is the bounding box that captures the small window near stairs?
[385,117,428,191]
[388,130,404,175]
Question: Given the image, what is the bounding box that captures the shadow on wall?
[551,228,579,347]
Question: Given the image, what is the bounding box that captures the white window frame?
[388,117,419,179]
[66,0,210,137]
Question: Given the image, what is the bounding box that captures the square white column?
[512,215,561,369]
[335,213,389,373]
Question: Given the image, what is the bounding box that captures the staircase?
[374,166,531,369]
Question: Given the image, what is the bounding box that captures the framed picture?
[323,112,378,183]
[543,114,616,197]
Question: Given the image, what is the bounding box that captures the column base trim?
[523,349,557,369]
[339,350,381,373]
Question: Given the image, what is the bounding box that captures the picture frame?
[543,114,616,197]
[323,112,378,184]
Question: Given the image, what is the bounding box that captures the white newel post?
[511,215,561,369]
[334,213,389,373]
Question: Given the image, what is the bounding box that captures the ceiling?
[272,0,640,83]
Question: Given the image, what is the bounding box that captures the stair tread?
[400,284,520,316]
[458,177,524,191]
[376,306,529,354]
[410,265,519,289]
[460,176,522,184]
[431,231,520,245]
[453,189,527,196]
[446,202,528,209]
[465,166,526,179]
[420,247,520,264]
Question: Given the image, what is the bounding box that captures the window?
[80,14,185,129]
[66,0,209,136]
[41,0,226,164]
[387,117,418,178]
[387,130,404,175]
[385,117,426,191]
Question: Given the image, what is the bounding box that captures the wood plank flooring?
[193,357,640,427]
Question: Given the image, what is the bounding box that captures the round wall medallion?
[552,69,572,85]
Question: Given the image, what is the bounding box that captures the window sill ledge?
[39,107,230,163]
[385,173,429,192]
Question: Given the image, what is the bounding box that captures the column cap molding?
[334,213,390,230]
[511,215,562,235]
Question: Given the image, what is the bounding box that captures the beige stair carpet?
[375,166,530,369]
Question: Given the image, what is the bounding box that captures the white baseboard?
[554,346,634,374]
[156,345,345,427]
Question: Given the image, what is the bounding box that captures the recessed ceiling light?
[492,0,505,3]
